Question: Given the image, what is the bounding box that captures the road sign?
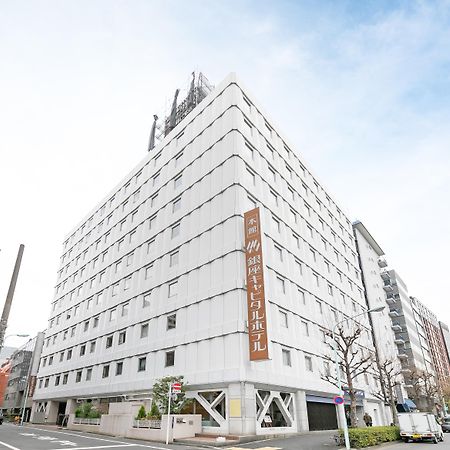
[171,382,182,393]
[334,395,344,405]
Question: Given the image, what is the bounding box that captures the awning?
[397,399,417,412]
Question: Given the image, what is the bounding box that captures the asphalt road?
[0,424,359,450]
[0,423,202,450]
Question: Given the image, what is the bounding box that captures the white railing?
[73,417,101,425]
[133,419,162,429]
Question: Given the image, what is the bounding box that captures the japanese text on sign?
[244,207,269,361]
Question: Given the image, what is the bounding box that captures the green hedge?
[338,426,401,448]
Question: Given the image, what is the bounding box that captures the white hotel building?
[33,73,388,434]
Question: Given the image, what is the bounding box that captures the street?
[3,425,449,450]
[0,424,338,450]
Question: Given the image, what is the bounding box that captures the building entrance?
[307,402,338,430]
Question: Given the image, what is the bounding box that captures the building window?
[276,277,285,294]
[106,335,113,348]
[115,260,122,273]
[170,251,179,267]
[109,309,117,321]
[305,355,313,372]
[63,374,68,385]
[143,293,151,308]
[124,276,132,290]
[328,284,333,296]
[282,349,291,367]
[93,316,99,328]
[298,288,306,304]
[67,349,72,360]
[174,175,182,190]
[76,371,82,383]
[102,365,110,378]
[151,194,158,207]
[112,283,119,296]
[127,253,134,266]
[138,357,146,372]
[121,303,129,317]
[168,281,178,297]
[165,350,175,367]
[86,368,92,381]
[145,265,153,279]
[301,320,309,336]
[140,323,149,338]
[274,244,283,261]
[316,300,323,314]
[55,375,60,386]
[272,216,280,233]
[90,341,96,353]
[118,331,126,345]
[167,314,176,330]
[83,321,89,332]
[79,344,86,356]
[116,362,123,376]
[171,223,180,238]
[279,310,288,328]
[172,197,181,213]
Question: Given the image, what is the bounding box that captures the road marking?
[226,448,282,450]
[0,440,21,450]
[47,445,135,450]
[21,426,133,445]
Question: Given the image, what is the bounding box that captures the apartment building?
[352,221,405,421]
[440,322,450,367]
[411,298,450,392]
[33,73,386,435]
[2,333,44,420]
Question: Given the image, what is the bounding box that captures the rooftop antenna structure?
[147,72,214,151]
[0,244,25,352]
[147,115,158,152]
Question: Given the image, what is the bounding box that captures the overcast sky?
[1,0,449,347]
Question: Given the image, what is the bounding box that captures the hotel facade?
[33,73,389,434]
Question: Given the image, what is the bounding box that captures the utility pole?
[0,244,25,352]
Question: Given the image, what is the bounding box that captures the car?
[442,417,450,433]
[0,412,3,425]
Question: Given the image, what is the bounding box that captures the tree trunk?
[387,380,398,426]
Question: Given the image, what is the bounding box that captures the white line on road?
[20,426,133,445]
[47,445,135,450]
[0,440,21,450]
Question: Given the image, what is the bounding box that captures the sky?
[1,0,449,347]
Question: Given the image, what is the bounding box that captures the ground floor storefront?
[31,382,390,436]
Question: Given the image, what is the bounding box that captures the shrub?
[74,402,102,419]
[147,401,161,420]
[136,405,147,420]
[338,426,400,448]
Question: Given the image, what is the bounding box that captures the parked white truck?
[398,413,444,444]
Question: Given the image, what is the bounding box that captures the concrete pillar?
[295,390,309,431]
[66,399,78,415]
[228,382,256,435]
[46,401,59,423]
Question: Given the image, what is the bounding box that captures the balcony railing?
[378,258,388,268]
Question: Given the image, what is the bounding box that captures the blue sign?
[334,395,344,405]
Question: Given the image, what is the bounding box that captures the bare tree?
[406,369,440,413]
[372,359,403,425]
[322,323,373,428]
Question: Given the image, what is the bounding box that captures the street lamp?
[332,305,384,450]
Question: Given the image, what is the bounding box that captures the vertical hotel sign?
[244,207,269,361]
